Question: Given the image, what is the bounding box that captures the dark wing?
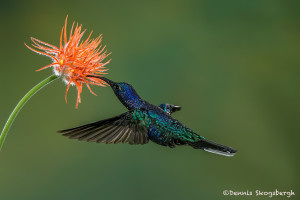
[58,111,149,145]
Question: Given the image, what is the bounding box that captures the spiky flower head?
[25,16,111,108]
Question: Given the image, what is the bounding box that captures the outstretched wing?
[58,110,149,145]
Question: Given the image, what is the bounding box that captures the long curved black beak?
[87,75,115,86]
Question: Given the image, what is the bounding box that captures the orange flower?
[25,16,111,108]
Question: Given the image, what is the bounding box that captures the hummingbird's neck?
[122,98,146,110]
[116,85,145,110]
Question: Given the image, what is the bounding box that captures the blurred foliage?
[0,0,299,199]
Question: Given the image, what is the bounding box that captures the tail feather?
[189,139,237,157]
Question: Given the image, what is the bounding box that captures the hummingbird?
[59,76,237,156]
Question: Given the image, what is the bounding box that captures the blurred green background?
[0,0,299,199]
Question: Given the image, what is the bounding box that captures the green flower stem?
[0,74,58,151]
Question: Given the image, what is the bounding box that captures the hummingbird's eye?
[114,85,122,91]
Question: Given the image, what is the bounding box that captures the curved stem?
[0,74,58,150]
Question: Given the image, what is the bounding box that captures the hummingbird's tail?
[189,139,237,157]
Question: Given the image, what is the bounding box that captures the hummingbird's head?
[159,103,181,115]
[88,76,141,105]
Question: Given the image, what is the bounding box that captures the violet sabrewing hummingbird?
[59,76,237,156]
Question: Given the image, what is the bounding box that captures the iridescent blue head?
[88,75,142,109]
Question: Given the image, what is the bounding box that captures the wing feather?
[58,111,149,145]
